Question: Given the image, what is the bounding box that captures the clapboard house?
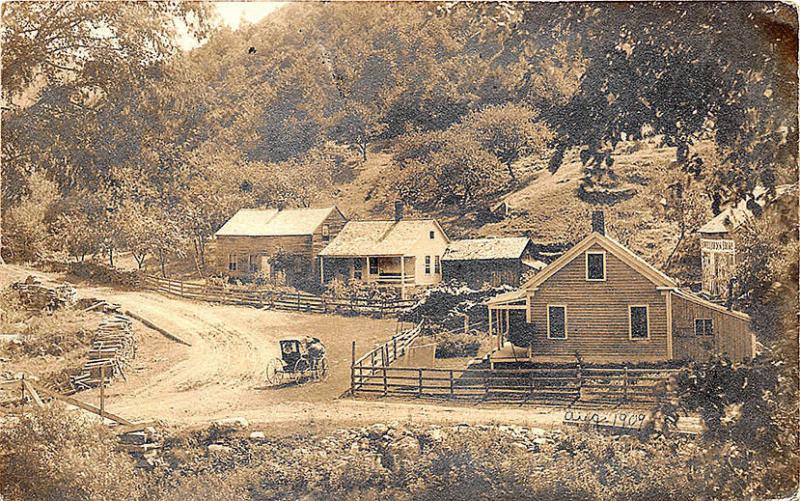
[441,237,541,288]
[214,206,347,285]
[698,184,796,298]
[318,203,449,298]
[488,212,755,364]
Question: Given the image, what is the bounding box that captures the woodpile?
[71,315,137,391]
[11,276,78,311]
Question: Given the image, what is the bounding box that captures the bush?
[0,405,143,501]
[433,332,482,358]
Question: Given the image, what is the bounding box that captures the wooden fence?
[350,324,680,406]
[142,275,416,317]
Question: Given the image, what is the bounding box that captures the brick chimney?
[591,210,605,235]
[394,200,405,221]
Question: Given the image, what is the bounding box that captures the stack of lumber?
[11,276,78,311]
[71,315,136,391]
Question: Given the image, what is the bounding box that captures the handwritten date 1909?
[563,410,648,430]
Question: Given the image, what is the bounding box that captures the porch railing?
[374,273,415,285]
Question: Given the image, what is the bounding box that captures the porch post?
[488,306,495,347]
[400,256,406,300]
[319,256,325,284]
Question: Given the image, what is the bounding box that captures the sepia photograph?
[0,1,798,499]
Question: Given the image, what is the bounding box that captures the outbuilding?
[441,237,541,288]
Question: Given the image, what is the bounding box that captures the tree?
[648,164,710,272]
[542,3,796,209]
[1,2,212,260]
[461,103,552,183]
[3,172,59,262]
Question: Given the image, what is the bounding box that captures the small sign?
[700,238,736,253]
[562,409,650,431]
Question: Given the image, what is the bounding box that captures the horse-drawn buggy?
[265,336,328,385]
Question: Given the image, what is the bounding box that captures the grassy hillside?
[324,138,714,278]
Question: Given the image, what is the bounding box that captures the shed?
[442,237,536,288]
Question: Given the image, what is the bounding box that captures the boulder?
[368,423,389,439]
[213,417,250,431]
[249,431,266,441]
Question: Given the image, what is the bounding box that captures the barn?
[441,237,541,288]
[214,206,346,286]
[487,212,755,365]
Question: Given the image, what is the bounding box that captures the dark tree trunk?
[108,247,114,268]
[506,161,517,183]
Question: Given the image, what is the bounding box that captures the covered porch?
[320,255,416,297]
[486,289,531,366]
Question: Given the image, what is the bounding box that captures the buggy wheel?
[317,356,329,382]
[294,357,310,384]
[266,358,284,385]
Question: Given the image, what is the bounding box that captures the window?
[228,254,237,271]
[368,257,378,275]
[629,305,649,339]
[322,225,331,242]
[695,319,713,336]
[429,230,435,240]
[424,256,431,274]
[434,256,440,274]
[586,251,606,281]
[547,305,567,339]
[249,255,259,273]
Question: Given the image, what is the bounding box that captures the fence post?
[296,292,301,311]
[418,368,423,398]
[576,362,582,401]
[383,345,389,397]
[393,337,398,363]
[623,366,629,404]
[99,365,105,417]
[449,370,454,398]
[322,297,327,314]
[351,341,356,394]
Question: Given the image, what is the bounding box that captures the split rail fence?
[142,275,416,317]
[350,324,680,406]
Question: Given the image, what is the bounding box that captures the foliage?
[460,103,553,182]
[2,172,60,261]
[0,405,143,501]
[675,357,799,497]
[647,164,711,273]
[433,332,482,358]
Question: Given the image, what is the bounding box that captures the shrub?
[0,405,143,501]
[434,332,482,358]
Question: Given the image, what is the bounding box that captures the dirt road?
[1,265,579,431]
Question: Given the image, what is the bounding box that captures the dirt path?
[73,285,399,423]
[2,265,629,431]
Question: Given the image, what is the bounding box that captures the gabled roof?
[520,232,677,290]
[215,206,342,237]
[442,237,531,261]
[319,219,449,257]
[698,184,796,235]
[507,231,751,321]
